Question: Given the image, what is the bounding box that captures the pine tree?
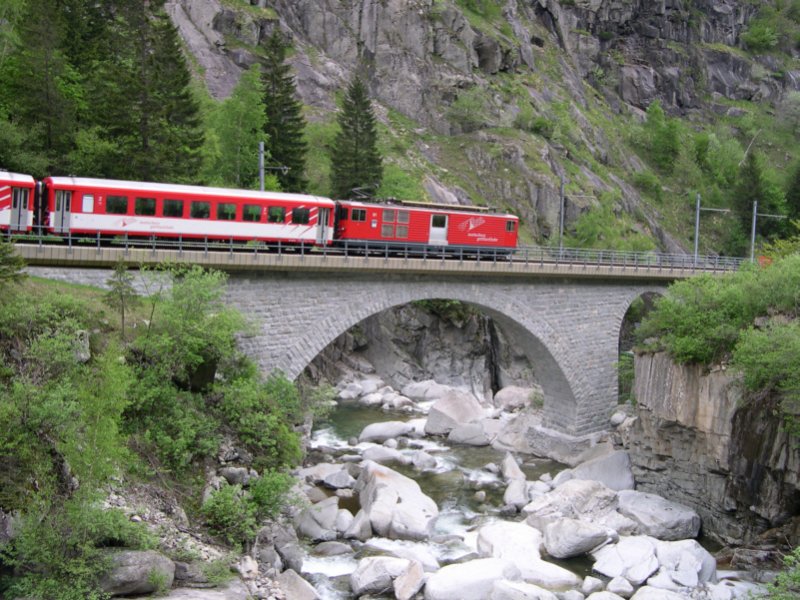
[88,0,203,182]
[262,30,308,192]
[329,76,382,199]
[0,238,26,287]
[732,151,787,238]
[785,161,800,222]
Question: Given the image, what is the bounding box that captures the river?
[299,402,589,599]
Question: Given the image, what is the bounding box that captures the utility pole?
[559,175,565,258]
[259,141,265,192]
[750,200,788,262]
[692,193,730,266]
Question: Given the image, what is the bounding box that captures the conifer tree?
[0,238,26,287]
[785,161,800,222]
[88,1,203,182]
[329,76,382,199]
[732,151,786,238]
[261,30,308,192]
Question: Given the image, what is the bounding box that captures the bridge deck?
[14,243,737,282]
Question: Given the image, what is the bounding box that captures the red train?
[0,171,519,254]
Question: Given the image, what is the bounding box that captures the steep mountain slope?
[168,0,800,252]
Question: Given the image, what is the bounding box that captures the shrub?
[447,87,490,133]
[249,470,294,519]
[766,546,800,599]
[741,22,779,52]
[201,484,258,547]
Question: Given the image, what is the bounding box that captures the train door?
[53,189,72,233]
[429,213,448,245]
[9,187,30,231]
[316,208,331,244]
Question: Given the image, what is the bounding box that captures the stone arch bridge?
[18,244,693,435]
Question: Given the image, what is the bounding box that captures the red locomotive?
[335,199,518,253]
[1,172,519,254]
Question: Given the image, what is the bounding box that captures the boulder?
[493,386,535,412]
[313,541,353,556]
[592,536,660,585]
[586,593,627,600]
[654,539,717,585]
[294,496,339,541]
[338,382,363,400]
[607,576,634,598]
[297,462,344,484]
[334,508,354,534]
[502,452,526,481]
[364,537,440,572]
[343,509,373,541]
[491,579,558,600]
[277,569,319,600]
[448,422,491,446]
[394,559,425,600]
[236,555,258,579]
[569,451,634,491]
[350,556,411,597]
[424,389,485,435]
[361,445,411,465]
[617,491,701,541]
[356,461,438,540]
[523,479,618,532]
[543,518,614,559]
[582,576,604,595]
[219,466,251,486]
[411,450,438,470]
[504,479,530,510]
[100,550,175,596]
[402,379,451,401]
[628,587,687,600]
[322,468,356,490]
[359,420,415,443]
[424,558,521,600]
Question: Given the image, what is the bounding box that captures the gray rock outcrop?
[100,550,175,597]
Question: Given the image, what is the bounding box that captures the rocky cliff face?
[623,351,800,550]
[167,0,799,249]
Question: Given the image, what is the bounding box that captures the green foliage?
[731,151,787,240]
[215,374,303,471]
[617,352,636,406]
[447,86,490,133]
[104,261,140,340]
[640,101,681,174]
[249,470,294,519]
[785,162,800,221]
[262,30,309,192]
[0,238,26,287]
[564,192,656,252]
[456,0,502,20]
[413,298,476,325]
[632,170,663,203]
[202,65,271,189]
[765,546,800,599]
[201,484,258,546]
[330,76,383,199]
[741,21,779,52]
[637,255,800,365]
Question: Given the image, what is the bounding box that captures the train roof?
[338,198,517,219]
[44,176,336,205]
[0,171,36,185]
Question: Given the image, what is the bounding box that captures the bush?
[766,546,800,599]
[742,21,779,52]
[447,87,490,133]
[201,484,258,547]
[249,470,294,519]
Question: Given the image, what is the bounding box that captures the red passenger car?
[0,171,36,233]
[41,177,336,245]
[334,200,518,253]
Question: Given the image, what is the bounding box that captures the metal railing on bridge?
[4,229,745,273]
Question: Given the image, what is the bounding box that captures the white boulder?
[543,518,615,559]
[502,453,526,481]
[569,451,635,491]
[361,445,411,465]
[491,580,558,600]
[359,421,414,443]
[424,558,521,600]
[350,556,410,597]
[629,587,687,600]
[592,536,660,585]
[654,539,717,585]
[276,569,319,600]
[607,576,635,598]
[402,379,451,402]
[523,479,618,531]
[617,490,701,541]
[424,389,485,435]
[294,496,339,542]
[356,461,439,541]
[394,559,425,600]
[494,386,535,412]
[448,422,491,446]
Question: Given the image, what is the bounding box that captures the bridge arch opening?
[301,296,578,429]
[617,290,663,405]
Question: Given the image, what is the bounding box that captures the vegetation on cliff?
[0,259,313,598]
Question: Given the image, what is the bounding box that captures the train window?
[163,199,184,218]
[398,210,410,224]
[396,225,409,238]
[268,206,285,223]
[506,220,515,232]
[217,203,236,220]
[336,206,348,221]
[82,195,94,213]
[243,204,261,222]
[352,208,366,222]
[383,209,396,223]
[106,195,128,214]
[190,201,210,219]
[292,207,310,224]
[431,214,447,228]
[135,197,156,216]
[381,224,393,237]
